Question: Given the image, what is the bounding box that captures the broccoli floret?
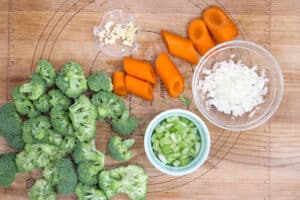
[19,74,46,100]
[75,123,97,143]
[56,61,87,98]
[16,144,64,172]
[46,130,63,146]
[33,94,50,113]
[87,71,113,92]
[76,183,107,200]
[28,179,56,200]
[72,140,105,166]
[61,136,77,153]
[108,136,135,162]
[0,153,17,187]
[99,165,148,200]
[112,117,138,135]
[48,89,71,110]
[12,86,40,118]
[0,103,24,149]
[55,158,78,194]
[43,165,58,186]
[78,161,104,185]
[69,95,97,142]
[91,91,126,120]
[111,110,138,135]
[35,59,56,87]
[22,116,52,144]
[50,106,73,136]
[15,151,35,172]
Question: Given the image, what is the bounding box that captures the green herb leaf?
[161,99,169,105]
[178,96,191,108]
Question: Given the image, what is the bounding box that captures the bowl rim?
[192,40,284,131]
[144,109,211,176]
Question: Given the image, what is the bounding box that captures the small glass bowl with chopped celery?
[144,109,210,176]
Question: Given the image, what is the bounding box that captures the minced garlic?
[197,58,269,117]
[96,21,138,47]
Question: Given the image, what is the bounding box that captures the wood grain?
[0,0,300,199]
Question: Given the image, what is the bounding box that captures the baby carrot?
[112,71,127,96]
[155,52,184,98]
[188,18,216,56]
[125,75,153,101]
[124,57,157,84]
[202,6,239,43]
[161,30,199,64]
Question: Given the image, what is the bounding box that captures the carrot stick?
[124,57,157,84]
[188,18,216,56]
[155,52,184,98]
[161,30,199,64]
[112,71,127,96]
[202,6,239,43]
[125,75,153,101]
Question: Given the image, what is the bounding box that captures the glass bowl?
[144,109,210,176]
[192,40,284,131]
[93,9,139,57]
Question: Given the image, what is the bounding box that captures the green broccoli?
[91,91,126,120]
[0,103,24,149]
[19,74,46,100]
[87,71,113,92]
[55,61,87,98]
[61,136,76,153]
[72,140,105,166]
[43,165,58,186]
[76,183,107,200]
[35,59,56,87]
[12,86,40,118]
[50,106,73,136]
[16,144,64,172]
[69,95,97,142]
[33,94,50,113]
[112,110,138,135]
[46,130,63,146]
[55,158,78,194]
[48,89,71,110]
[78,161,104,185]
[112,117,138,135]
[108,136,135,162]
[15,151,35,172]
[28,179,56,200]
[99,165,148,200]
[22,116,52,144]
[0,153,17,188]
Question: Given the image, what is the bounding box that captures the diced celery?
[151,116,201,167]
[173,160,181,167]
[166,116,179,122]
[165,123,174,128]
[180,117,190,124]
[170,133,177,143]
[174,123,185,131]
[158,154,167,164]
[180,157,191,166]
[195,142,201,155]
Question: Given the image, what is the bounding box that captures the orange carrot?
[112,71,127,96]
[155,52,184,98]
[161,30,199,64]
[202,6,239,43]
[188,18,216,56]
[125,75,153,101]
[124,57,157,84]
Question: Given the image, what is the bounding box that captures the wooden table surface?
[1,0,300,199]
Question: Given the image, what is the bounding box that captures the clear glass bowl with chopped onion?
[192,40,284,131]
